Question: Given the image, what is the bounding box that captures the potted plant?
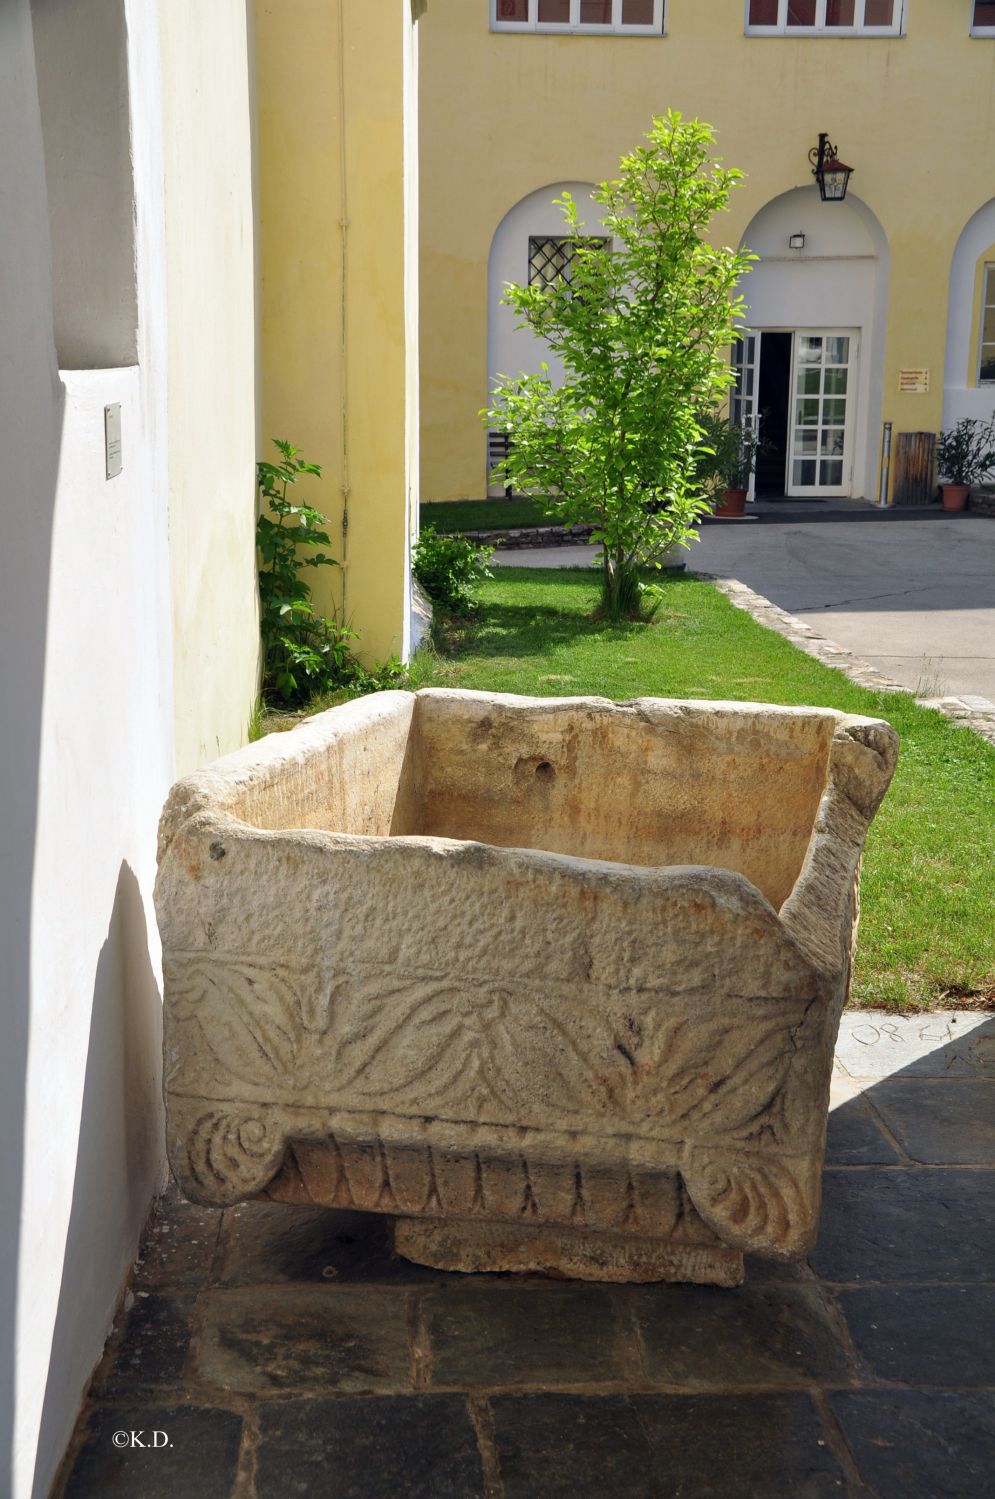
[698,414,763,518]
[936,417,995,512]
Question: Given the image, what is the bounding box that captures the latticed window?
[528,236,608,290]
[494,1,664,34]
[746,0,904,31]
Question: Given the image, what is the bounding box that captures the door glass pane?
[821,460,844,485]
[826,0,856,23]
[976,1,995,25]
[823,398,846,425]
[980,348,995,382]
[497,0,530,16]
[821,428,846,456]
[824,367,848,394]
[580,0,612,21]
[796,398,820,425]
[824,336,850,364]
[983,307,995,345]
[798,336,823,363]
[538,0,571,21]
[749,0,780,20]
[787,0,817,23]
[800,369,821,395]
[864,0,895,23]
[794,459,817,486]
[622,0,656,21]
[794,429,818,455]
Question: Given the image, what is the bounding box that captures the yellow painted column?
[255,0,418,664]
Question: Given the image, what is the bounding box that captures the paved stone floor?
[54,1012,994,1499]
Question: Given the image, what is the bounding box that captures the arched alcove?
[943,197,995,427]
[488,181,603,389]
[737,187,889,499]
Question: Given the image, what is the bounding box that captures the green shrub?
[412,528,493,615]
[256,438,403,705]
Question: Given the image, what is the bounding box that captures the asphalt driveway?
[494,512,995,703]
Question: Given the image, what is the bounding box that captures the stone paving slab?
[834,1011,995,1079]
[836,1285,995,1386]
[54,1011,994,1498]
[830,1391,995,1499]
[812,1169,995,1284]
[254,1396,485,1499]
[196,1287,413,1395]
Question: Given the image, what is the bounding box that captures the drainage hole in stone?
[535,761,555,781]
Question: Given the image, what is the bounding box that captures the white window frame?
[491,0,665,36]
[745,0,905,36]
[978,264,995,384]
[971,0,995,36]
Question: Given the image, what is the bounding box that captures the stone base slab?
[392,1216,745,1287]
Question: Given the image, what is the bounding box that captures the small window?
[494,0,664,34]
[746,0,904,32]
[528,236,608,290]
[973,0,995,32]
[979,266,995,383]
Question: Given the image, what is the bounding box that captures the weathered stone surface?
[631,1283,851,1387]
[61,1405,242,1499]
[835,1010,995,1079]
[864,1079,995,1164]
[421,1283,625,1388]
[832,1392,995,1499]
[813,1168,995,1282]
[254,1395,485,1499]
[837,1285,995,1386]
[394,1216,744,1286]
[154,689,897,1280]
[490,1392,848,1499]
[195,1286,412,1394]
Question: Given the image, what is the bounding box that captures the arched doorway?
[943,197,995,428]
[736,188,889,500]
[486,181,603,493]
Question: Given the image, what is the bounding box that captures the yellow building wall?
[255,0,418,664]
[420,0,995,501]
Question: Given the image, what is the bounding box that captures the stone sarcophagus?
[155,689,897,1286]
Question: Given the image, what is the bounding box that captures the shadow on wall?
[0,390,62,1499]
[31,864,163,1497]
[0,7,66,1489]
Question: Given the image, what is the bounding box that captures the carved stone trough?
[155,689,897,1286]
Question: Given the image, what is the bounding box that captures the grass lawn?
[421,497,554,533]
[406,566,995,1014]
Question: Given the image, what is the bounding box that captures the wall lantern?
[809,132,854,203]
[788,233,806,250]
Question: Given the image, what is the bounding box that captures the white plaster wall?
[160,0,261,774]
[1,3,174,1495]
[30,0,138,368]
[739,188,889,500]
[943,196,995,428]
[488,181,603,388]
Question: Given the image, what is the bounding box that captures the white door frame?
[786,328,860,498]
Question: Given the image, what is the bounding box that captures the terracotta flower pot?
[940,484,969,512]
[714,487,748,518]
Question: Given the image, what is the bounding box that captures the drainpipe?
[878,421,893,508]
[337,0,351,620]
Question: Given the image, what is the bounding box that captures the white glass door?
[730,329,760,499]
[787,332,858,497]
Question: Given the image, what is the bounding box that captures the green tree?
[484,113,754,619]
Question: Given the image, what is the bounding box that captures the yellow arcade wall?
[419,0,995,502]
[255,0,419,664]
